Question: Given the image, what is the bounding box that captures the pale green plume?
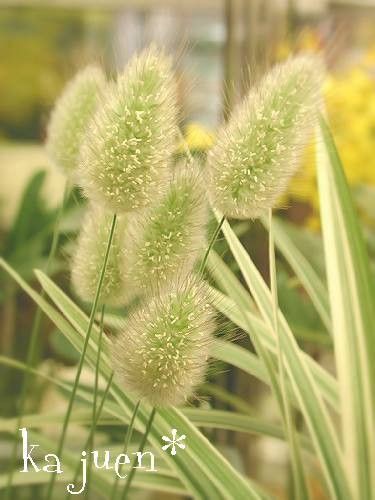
[111,276,216,406]
[71,205,126,306]
[78,46,178,213]
[46,65,106,176]
[207,55,323,219]
[122,166,208,303]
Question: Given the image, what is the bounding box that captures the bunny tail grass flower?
[46,65,106,176]
[79,46,178,213]
[71,206,126,306]
[122,167,208,302]
[207,55,324,219]
[111,276,216,406]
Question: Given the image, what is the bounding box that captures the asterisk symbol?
[161,428,186,456]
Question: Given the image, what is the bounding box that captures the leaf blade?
[215,214,350,499]
[316,116,375,499]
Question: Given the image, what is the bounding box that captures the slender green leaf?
[0,407,312,453]
[0,258,264,500]
[262,216,331,333]
[208,270,339,410]
[268,211,309,499]
[200,383,256,415]
[36,269,262,500]
[316,116,375,499]
[216,213,350,499]
[0,429,186,497]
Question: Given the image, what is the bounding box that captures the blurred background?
[1,0,375,498]
[1,0,375,228]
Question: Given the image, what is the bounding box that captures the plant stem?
[268,209,309,499]
[45,213,117,500]
[177,127,224,274]
[199,216,225,274]
[84,303,105,499]
[120,407,156,500]
[4,181,70,500]
[66,371,114,499]
[110,400,141,500]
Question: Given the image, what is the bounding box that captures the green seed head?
[46,66,106,177]
[207,55,323,219]
[71,206,126,306]
[79,46,178,213]
[111,276,216,406]
[122,166,208,302]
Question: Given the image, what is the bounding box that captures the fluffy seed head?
[71,206,127,306]
[78,46,178,213]
[207,55,323,219]
[111,276,216,406]
[46,66,106,176]
[122,166,208,302]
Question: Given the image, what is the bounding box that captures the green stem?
[177,127,224,276]
[45,213,117,500]
[120,407,156,500]
[4,181,70,500]
[268,209,309,499]
[110,400,141,500]
[84,303,105,499]
[66,371,114,499]
[199,216,225,274]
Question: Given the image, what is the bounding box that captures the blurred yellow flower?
[180,122,214,153]
[363,44,375,66]
[289,55,375,226]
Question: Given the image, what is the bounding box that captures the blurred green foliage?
[0,7,112,140]
[0,169,83,414]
